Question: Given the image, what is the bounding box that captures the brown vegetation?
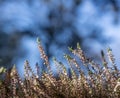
[0,39,120,98]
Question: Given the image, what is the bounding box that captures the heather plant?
[0,38,120,98]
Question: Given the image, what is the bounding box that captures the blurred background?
[0,0,120,75]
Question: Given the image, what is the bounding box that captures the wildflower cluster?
[0,39,120,98]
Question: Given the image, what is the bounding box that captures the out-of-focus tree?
[0,0,119,68]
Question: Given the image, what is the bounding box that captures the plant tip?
[36,37,41,44]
